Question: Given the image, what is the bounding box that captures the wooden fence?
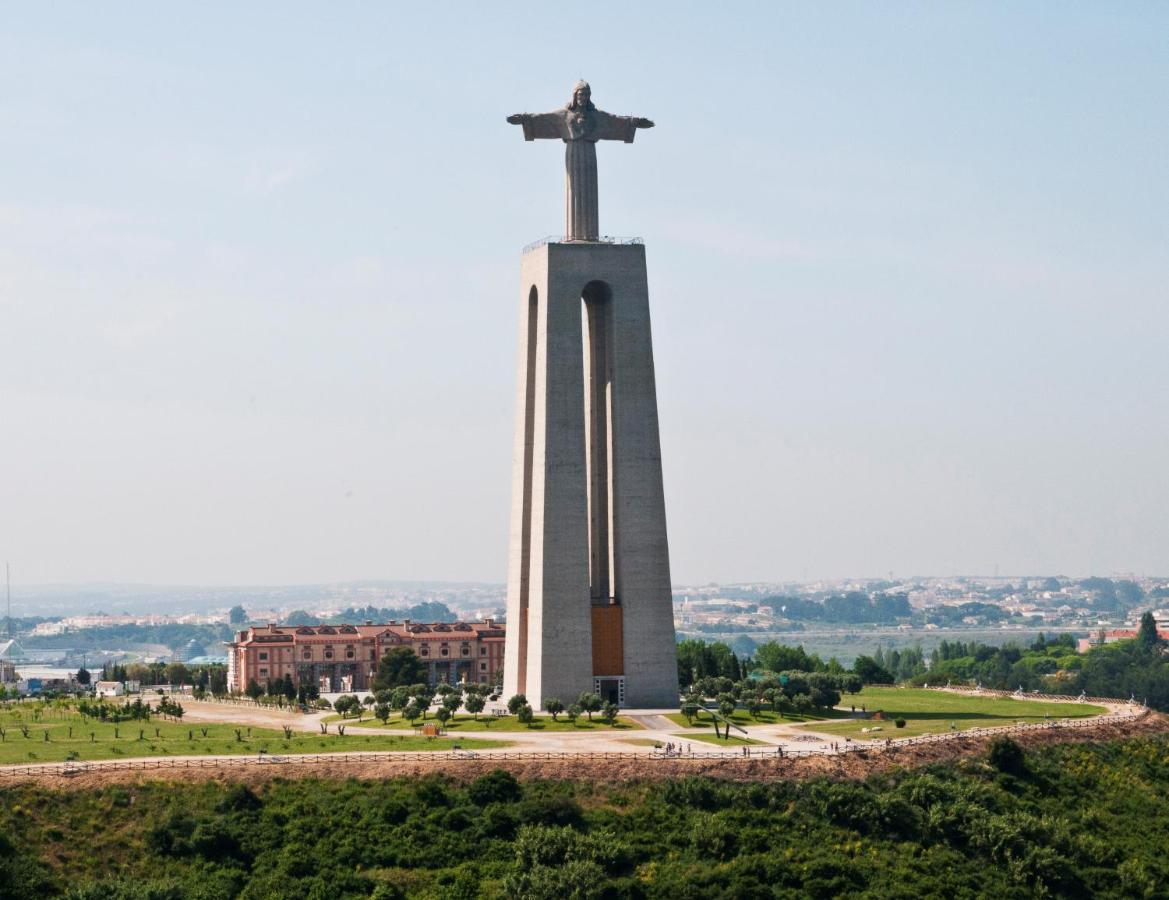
[926,686,1128,706]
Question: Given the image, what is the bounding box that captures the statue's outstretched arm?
[593,109,654,143]
[506,111,563,141]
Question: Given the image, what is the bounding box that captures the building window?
[440,647,448,657]
[369,650,376,660]
[420,647,429,656]
[480,647,487,656]
[259,668,268,676]
[302,651,311,660]
[480,662,487,671]
[259,652,268,661]
[346,650,355,659]
[461,644,470,656]
[324,651,333,660]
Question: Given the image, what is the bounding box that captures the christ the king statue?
[507,81,653,242]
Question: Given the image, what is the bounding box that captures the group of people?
[660,741,691,756]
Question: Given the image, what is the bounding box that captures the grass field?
[329,712,640,732]
[673,732,762,747]
[0,705,509,764]
[665,707,848,729]
[800,687,1107,740]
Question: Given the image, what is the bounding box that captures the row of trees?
[681,671,861,725]
[679,637,874,690]
[99,661,227,694]
[77,698,153,722]
[335,680,498,726]
[243,674,321,706]
[504,691,618,726]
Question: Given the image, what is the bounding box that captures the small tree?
[544,697,564,721]
[988,736,1027,775]
[389,686,411,713]
[507,693,529,716]
[403,699,425,724]
[746,698,763,720]
[436,707,452,727]
[245,679,263,703]
[464,692,485,719]
[717,694,737,720]
[283,675,296,702]
[76,667,92,686]
[681,698,700,725]
[517,703,534,728]
[578,692,602,721]
[602,701,619,723]
[166,662,191,688]
[375,703,392,725]
[1137,611,1163,651]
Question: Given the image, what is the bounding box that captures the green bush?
[987,736,1027,775]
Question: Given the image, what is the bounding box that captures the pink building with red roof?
[226,620,504,694]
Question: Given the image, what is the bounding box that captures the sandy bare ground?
[180,701,324,732]
[3,711,1163,791]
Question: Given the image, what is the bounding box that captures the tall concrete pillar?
[503,241,678,710]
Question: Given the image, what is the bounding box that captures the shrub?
[987,736,1027,775]
[895,718,907,728]
[468,769,522,806]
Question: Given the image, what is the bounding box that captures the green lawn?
[665,707,847,729]
[0,707,509,764]
[673,732,762,747]
[800,687,1107,740]
[332,712,640,732]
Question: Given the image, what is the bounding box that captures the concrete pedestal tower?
[502,82,677,710]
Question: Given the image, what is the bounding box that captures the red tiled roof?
[231,621,503,647]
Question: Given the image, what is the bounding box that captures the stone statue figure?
[508,81,653,241]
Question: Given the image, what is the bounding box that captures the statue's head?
[569,80,592,110]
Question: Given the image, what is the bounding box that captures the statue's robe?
[520,107,642,241]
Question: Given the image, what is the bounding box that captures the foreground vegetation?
[0,704,507,764]
[2,735,1168,897]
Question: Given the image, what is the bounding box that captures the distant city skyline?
[2,5,1167,586]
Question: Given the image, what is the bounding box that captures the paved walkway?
[626,713,677,730]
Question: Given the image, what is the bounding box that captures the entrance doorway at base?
[594,676,626,708]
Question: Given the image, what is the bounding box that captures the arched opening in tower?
[581,279,616,607]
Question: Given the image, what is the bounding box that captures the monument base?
[502,240,678,711]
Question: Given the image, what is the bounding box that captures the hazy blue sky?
[2,4,1167,586]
